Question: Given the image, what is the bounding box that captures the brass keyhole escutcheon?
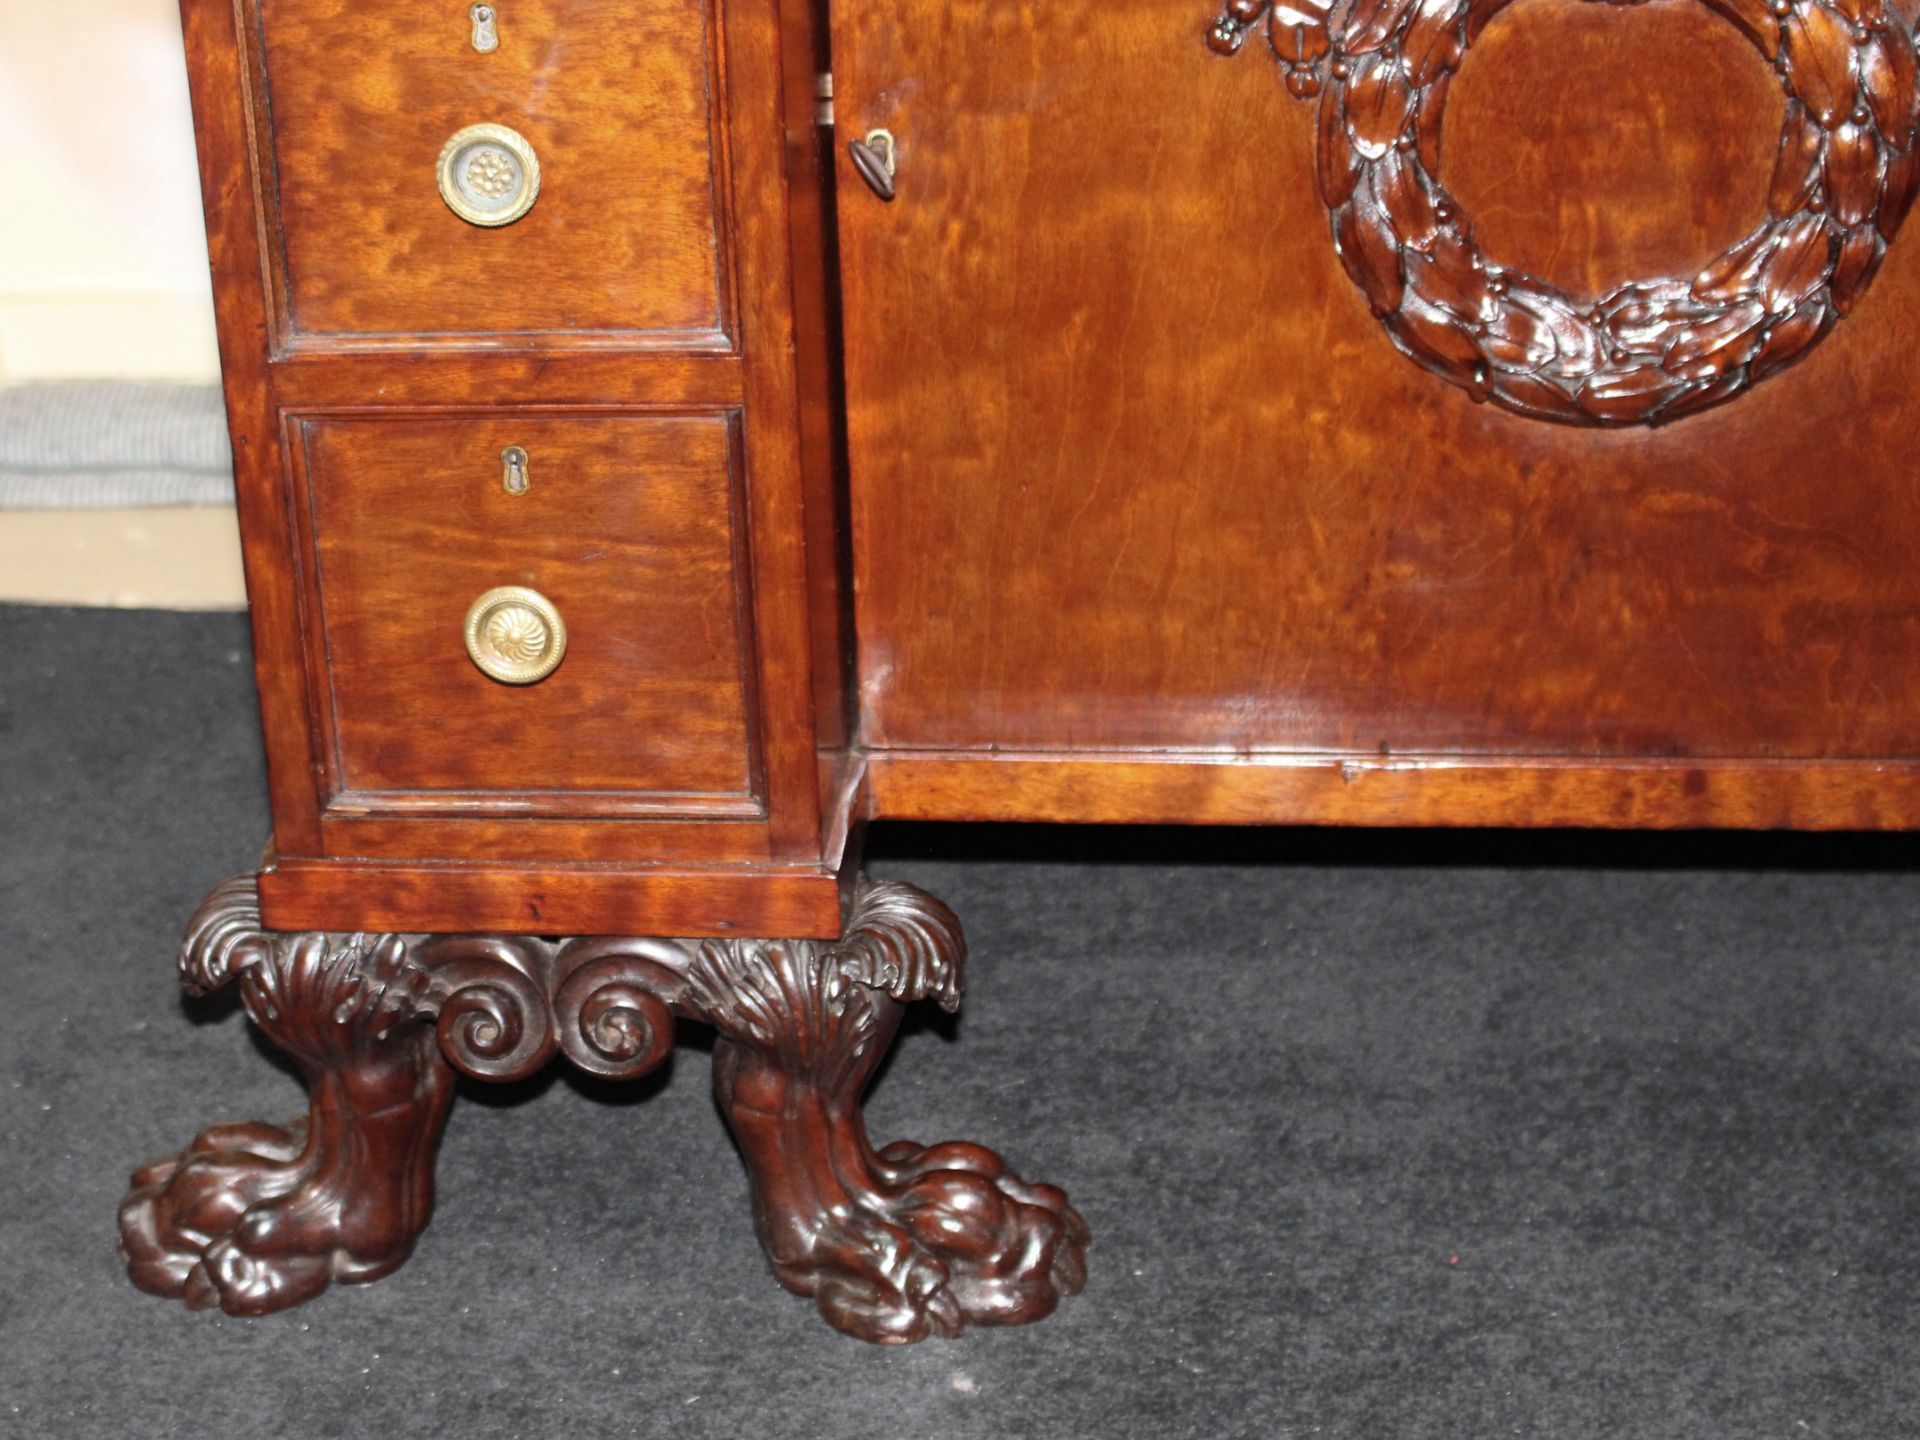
[501,445,530,495]
[464,586,567,685]
[469,2,499,52]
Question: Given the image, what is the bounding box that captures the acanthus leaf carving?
[679,880,1087,1343]
[126,875,1085,1341]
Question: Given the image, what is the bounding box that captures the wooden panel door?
[830,0,1920,784]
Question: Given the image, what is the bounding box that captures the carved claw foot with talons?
[730,1115,1092,1343]
[695,884,1090,1342]
[120,1104,444,1314]
[122,875,1086,1340]
[119,878,554,1316]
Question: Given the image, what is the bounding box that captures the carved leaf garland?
[1205,0,1920,425]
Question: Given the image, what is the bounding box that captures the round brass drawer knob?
[436,123,540,227]
[463,586,567,685]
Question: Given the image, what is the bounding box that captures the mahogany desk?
[121,0,1920,1342]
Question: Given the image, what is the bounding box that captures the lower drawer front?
[296,413,759,814]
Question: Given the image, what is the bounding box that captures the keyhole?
[470,3,499,53]
[501,446,529,495]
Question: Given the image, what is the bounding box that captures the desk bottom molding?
[119,873,1087,1342]
[255,854,854,940]
[865,750,1920,831]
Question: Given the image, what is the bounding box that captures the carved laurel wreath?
[1207,0,1920,425]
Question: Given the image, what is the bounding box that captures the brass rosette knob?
[436,122,541,227]
[463,585,567,685]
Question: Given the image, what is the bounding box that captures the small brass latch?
[501,445,530,495]
[469,3,499,53]
[848,129,896,202]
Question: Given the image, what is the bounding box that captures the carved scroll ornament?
[1207,0,1920,425]
[122,876,1086,1340]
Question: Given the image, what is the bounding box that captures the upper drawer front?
[298,413,759,813]
[255,0,728,347]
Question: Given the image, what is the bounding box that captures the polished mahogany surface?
[1442,0,1783,299]
[832,0,1920,803]
[298,413,758,806]
[256,0,729,346]
[179,0,852,932]
[183,0,1920,937]
[130,0,1920,1347]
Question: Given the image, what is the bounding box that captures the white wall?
[0,0,220,381]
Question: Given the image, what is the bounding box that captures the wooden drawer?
[252,0,729,347]
[292,413,761,816]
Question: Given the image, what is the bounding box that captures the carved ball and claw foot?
[120,876,1087,1341]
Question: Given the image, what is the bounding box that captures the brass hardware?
[463,585,567,685]
[814,72,834,127]
[848,129,896,202]
[436,123,540,227]
[501,445,530,495]
[469,2,499,52]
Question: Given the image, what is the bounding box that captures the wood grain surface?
[1443,0,1782,298]
[180,0,1920,944]
[256,0,730,345]
[865,751,1920,829]
[256,851,854,937]
[180,0,853,932]
[833,0,1920,785]
[297,413,759,804]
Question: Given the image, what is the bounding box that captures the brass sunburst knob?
[463,585,567,685]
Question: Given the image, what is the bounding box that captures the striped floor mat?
[0,380,232,508]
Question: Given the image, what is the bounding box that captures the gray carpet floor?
[2,603,1917,1438]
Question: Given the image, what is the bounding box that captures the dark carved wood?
[122,875,1085,1341]
[506,885,1089,1341]
[119,878,555,1315]
[684,883,1089,1343]
[1208,0,1920,425]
